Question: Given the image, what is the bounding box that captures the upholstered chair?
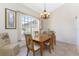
[0,32,20,56]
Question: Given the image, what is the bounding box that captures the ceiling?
[23,3,64,14]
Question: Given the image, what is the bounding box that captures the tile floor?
[17,41,79,56]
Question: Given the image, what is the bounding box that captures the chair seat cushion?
[34,44,40,50]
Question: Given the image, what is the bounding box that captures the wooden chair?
[41,33,52,53]
[47,31,56,51]
[24,34,40,56]
[48,32,54,49]
[42,31,47,34]
[34,31,39,37]
[49,31,56,45]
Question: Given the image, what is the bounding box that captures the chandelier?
[40,4,50,19]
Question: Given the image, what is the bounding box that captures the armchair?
[0,32,20,56]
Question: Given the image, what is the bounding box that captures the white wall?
[0,3,39,43]
[43,4,78,45]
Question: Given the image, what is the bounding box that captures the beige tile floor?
[17,41,79,56]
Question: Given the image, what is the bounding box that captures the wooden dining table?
[33,34,51,56]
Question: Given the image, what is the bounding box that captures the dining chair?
[41,33,52,53]
[48,32,54,49]
[47,31,56,51]
[42,31,47,34]
[34,31,39,37]
[49,31,56,45]
[24,34,40,56]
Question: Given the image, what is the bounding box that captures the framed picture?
[5,8,16,29]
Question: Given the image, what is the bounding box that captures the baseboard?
[56,40,76,46]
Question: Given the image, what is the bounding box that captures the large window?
[21,16,33,24]
[21,15,39,34]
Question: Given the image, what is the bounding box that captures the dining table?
[33,34,51,56]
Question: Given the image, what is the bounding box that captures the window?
[21,15,39,34]
[21,15,33,24]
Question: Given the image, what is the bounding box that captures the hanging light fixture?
[40,3,50,19]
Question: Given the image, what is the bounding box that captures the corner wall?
[43,4,78,45]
